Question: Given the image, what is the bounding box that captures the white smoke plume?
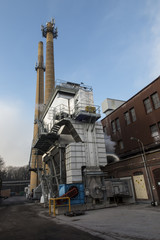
[104,133,116,153]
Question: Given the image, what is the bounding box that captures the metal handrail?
[49,197,71,216]
[55,79,93,91]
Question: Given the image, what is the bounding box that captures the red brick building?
[101,76,160,204]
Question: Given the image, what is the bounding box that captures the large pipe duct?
[30,41,45,191]
[41,19,58,104]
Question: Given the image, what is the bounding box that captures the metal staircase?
[51,124,61,135]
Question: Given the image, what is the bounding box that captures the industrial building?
[101,77,160,205]
[29,19,134,210]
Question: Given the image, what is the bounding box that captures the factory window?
[151,92,160,110]
[133,171,143,176]
[103,126,107,134]
[124,111,131,125]
[115,118,121,132]
[111,121,116,134]
[150,124,159,138]
[111,121,116,133]
[130,107,136,122]
[143,97,152,114]
[118,140,124,150]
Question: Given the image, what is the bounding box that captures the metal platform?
[74,111,101,122]
[33,132,58,155]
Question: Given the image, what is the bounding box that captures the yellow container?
[85,106,96,113]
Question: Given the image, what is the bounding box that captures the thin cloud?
[145,0,160,80]
[0,99,33,167]
[131,1,160,91]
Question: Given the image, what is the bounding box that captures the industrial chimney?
[30,41,45,191]
[41,18,58,104]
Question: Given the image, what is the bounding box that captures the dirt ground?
[0,196,102,240]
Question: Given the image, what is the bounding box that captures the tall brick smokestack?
[34,41,45,134]
[41,19,58,104]
[30,41,45,191]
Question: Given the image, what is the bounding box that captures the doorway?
[153,168,160,202]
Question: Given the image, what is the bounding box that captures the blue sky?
[0,0,160,166]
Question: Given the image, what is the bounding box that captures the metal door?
[133,174,148,199]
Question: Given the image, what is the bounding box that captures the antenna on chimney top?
[41,18,58,38]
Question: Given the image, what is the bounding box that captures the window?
[150,124,159,137]
[133,171,143,176]
[151,92,160,109]
[143,97,152,114]
[103,126,106,134]
[111,121,116,133]
[130,108,136,122]
[115,118,121,132]
[124,111,131,125]
[118,140,124,149]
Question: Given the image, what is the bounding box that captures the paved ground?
[1,196,160,240]
[53,203,160,240]
[0,196,102,240]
